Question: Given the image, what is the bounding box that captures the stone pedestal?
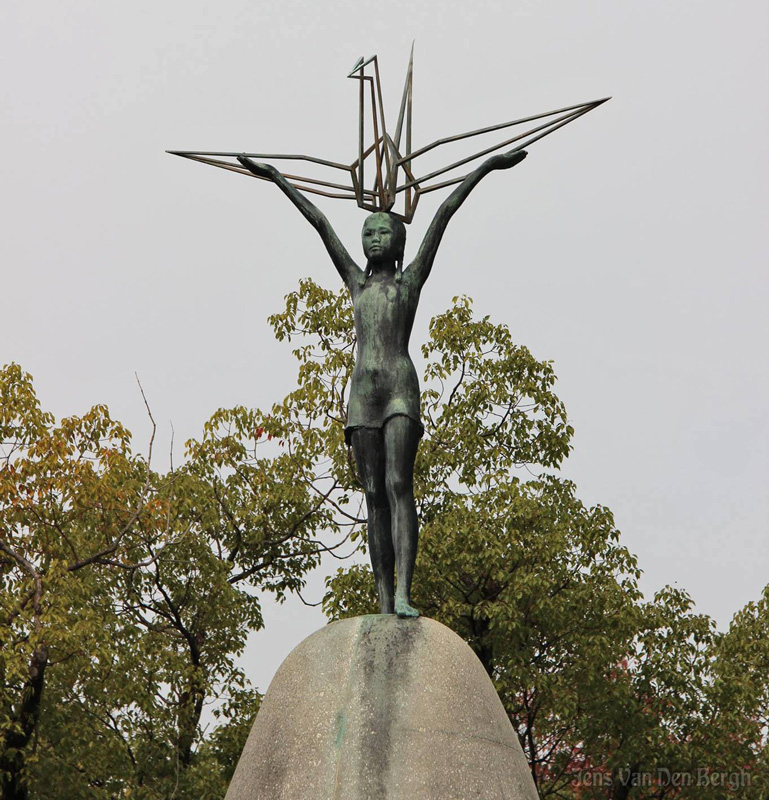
[225,615,538,800]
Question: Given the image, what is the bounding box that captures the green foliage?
[705,586,769,798]
[420,296,572,486]
[0,364,148,797]
[2,279,766,799]
[0,360,327,799]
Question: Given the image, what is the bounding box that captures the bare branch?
[135,372,157,470]
[66,376,160,574]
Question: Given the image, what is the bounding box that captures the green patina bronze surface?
[236,150,527,618]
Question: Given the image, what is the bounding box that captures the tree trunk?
[1,644,48,800]
[177,670,205,766]
[611,762,641,800]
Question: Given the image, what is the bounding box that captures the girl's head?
[362,212,407,279]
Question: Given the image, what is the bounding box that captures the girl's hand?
[487,148,527,171]
[237,155,278,180]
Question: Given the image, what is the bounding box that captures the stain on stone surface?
[353,616,421,797]
[334,710,347,750]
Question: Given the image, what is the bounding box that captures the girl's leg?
[351,428,395,614]
[383,416,421,618]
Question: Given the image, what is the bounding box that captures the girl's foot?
[395,598,420,618]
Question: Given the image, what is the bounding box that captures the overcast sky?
[3,0,767,694]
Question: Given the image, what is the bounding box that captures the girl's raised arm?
[408,149,527,289]
[237,156,363,289]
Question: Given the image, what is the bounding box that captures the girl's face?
[362,214,398,263]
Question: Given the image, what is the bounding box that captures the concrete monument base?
[225,615,538,800]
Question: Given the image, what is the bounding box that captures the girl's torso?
[351,271,419,365]
[346,270,422,432]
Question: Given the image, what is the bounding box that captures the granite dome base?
[225,614,538,800]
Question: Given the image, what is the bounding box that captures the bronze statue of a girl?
[237,148,527,617]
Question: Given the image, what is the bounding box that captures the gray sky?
[3,0,768,694]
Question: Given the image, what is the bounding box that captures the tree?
[0,357,351,799]
[703,586,769,799]
[0,364,152,799]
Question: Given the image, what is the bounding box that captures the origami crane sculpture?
[168,47,608,223]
